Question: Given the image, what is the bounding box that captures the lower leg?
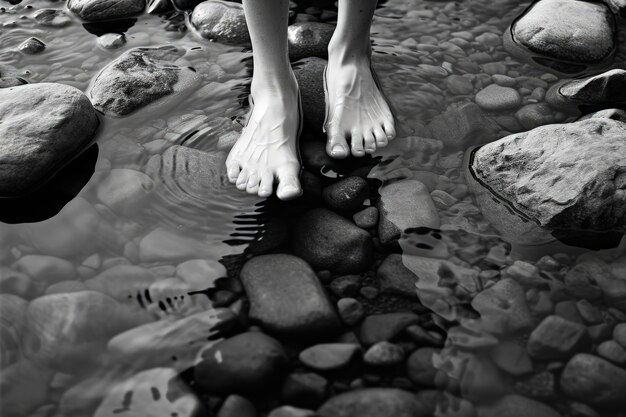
[225,0,302,200]
[325,0,396,158]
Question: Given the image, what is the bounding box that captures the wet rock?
[0,77,27,88]
[108,308,237,370]
[293,57,326,131]
[597,340,626,365]
[288,22,335,61]
[460,353,507,402]
[194,331,288,394]
[98,33,126,49]
[363,341,405,366]
[515,103,553,130]
[318,388,429,417]
[217,395,257,417]
[560,353,626,408]
[96,168,154,215]
[281,372,328,409]
[509,0,615,70]
[23,291,149,372]
[527,315,590,360]
[240,254,341,338]
[406,348,439,387]
[322,176,369,213]
[377,254,418,298]
[475,84,522,111]
[190,0,250,45]
[359,312,420,346]
[337,298,364,326]
[377,180,440,247]
[469,118,626,234]
[329,275,361,298]
[563,262,605,301]
[0,83,99,197]
[292,208,373,274]
[615,323,626,347]
[13,255,76,286]
[427,102,497,150]
[470,279,533,335]
[89,46,200,116]
[176,259,227,291]
[547,69,626,109]
[33,9,72,27]
[299,343,360,371]
[477,394,560,417]
[579,108,626,123]
[269,406,318,417]
[147,0,173,14]
[67,0,146,21]
[94,368,204,417]
[18,37,45,54]
[353,206,378,229]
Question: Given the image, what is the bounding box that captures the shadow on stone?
[82,18,137,36]
[0,145,99,224]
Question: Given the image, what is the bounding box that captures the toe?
[350,130,365,157]
[226,160,241,183]
[383,119,396,141]
[373,126,388,146]
[276,164,302,200]
[326,130,350,159]
[363,130,377,154]
[246,171,260,194]
[236,169,249,191]
[258,171,274,198]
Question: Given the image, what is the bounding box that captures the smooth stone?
[13,255,76,285]
[0,84,98,197]
[45,280,86,294]
[475,84,522,111]
[510,0,615,66]
[240,254,341,338]
[490,341,533,376]
[190,0,250,45]
[217,395,257,417]
[23,291,150,372]
[527,315,590,360]
[470,279,533,335]
[97,33,126,49]
[288,22,334,61]
[353,206,378,229]
[363,341,405,366]
[96,168,154,215]
[560,353,626,408]
[377,254,418,298]
[597,340,626,364]
[605,0,626,16]
[280,372,328,409]
[292,208,373,274]
[470,118,626,234]
[337,298,364,326]
[318,388,429,417]
[614,323,626,347]
[89,46,200,116]
[359,313,420,346]
[476,394,560,417]
[406,348,440,387]
[108,308,237,370]
[322,176,369,213]
[33,9,72,27]
[194,331,288,394]
[293,57,326,130]
[0,267,33,298]
[377,180,440,247]
[460,353,507,402]
[67,0,146,21]
[94,368,203,417]
[329,275,361,298]
[299,343,360,371]
[18,37,45,54]
[427,102,498,150]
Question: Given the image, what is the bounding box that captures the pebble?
[474,84,522,111]
[337,298,365,326]
[175,259,227,291]
[14,255,76,285]
[97,33,126,49]
[299,343,360,371]
[353,206,378,229]
[596,340,626,365]
[318,388,430,417]
[471,279,533,335]
[359,313,420,346]
[477,394,560,417]
[322,176,369,213]
[96,169,154,215]
[406,348,440,387]
[363,341,405,366]
[527,315,590,361]
[280,372,328,409]
[217,395,257,417]
[18,37,45,54]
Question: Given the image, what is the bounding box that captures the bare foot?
[226,75,302,200]
[324,48,396,159]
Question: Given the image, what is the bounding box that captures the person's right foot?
[225,74,302,200]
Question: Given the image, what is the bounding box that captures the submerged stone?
[18,37,45,54]
[67,0,146,21]
[190,0,250,45]
[318,388,429,417]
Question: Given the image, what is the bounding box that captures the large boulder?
[67,0,146,21]
[292,208,374,273]
[240,254,341,338]
[507,0,616,73]
[0,83,99,197]
[190,0,250,45]
[89,46,200,116]
[468,118,626,240]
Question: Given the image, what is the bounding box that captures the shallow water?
[1,0,626,416]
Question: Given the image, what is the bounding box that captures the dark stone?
[190,0,250,45]
[216,395,257,417]
[288,22,335,61]
[406,348,440,387]
[547,69,626,109]
[293,57,327,132]
[359,313,420,346]
[377,254,418,298]
[292,208,374,274]
[329,275,362,298]
[427,102,498,150]
[353,207,378,229]
[67,0,146,21]
[281,372,329,409]
[33,9,72,27]
[194,332,288,395]
[240,254,341,338]
[318,388,429,417]
[322,176,369,213]
[299,343,360,371]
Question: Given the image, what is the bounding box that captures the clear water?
[1,0,626,416]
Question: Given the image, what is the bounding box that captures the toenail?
[332,145,345,154]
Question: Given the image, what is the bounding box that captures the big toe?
[276,166,302,200]
[327,132,350,159]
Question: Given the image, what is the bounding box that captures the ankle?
[250,69,298,98]
[328,36,371,65]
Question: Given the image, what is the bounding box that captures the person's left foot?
[324,48,396,159]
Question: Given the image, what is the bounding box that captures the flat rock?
[469,118,626,233]
[318,388,429,417]
[509,0,615,70]
[13,255,76,286]
[288,22,335,61]
[194,331,288,394]
[0,83,99,197]
[67,0,146,21]
[377,180,440,247]
[299,343,360,371]
[560,353,626,408]
[89,46,200,116]
[240,254,341,338]
[18,37,45,54]
[527,315,590,360]
[292,208,373,274]
[190,0,250,45]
